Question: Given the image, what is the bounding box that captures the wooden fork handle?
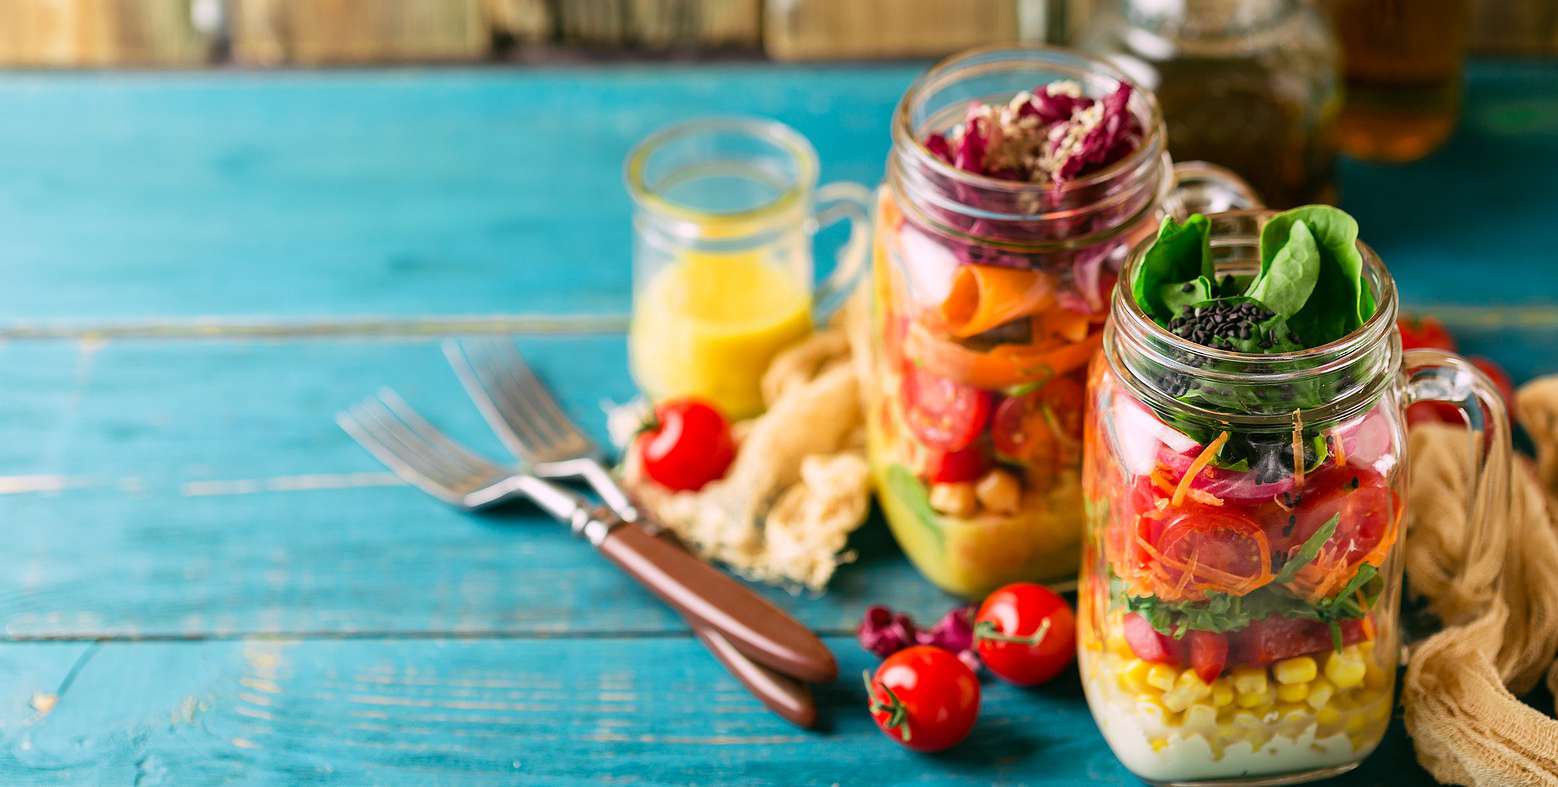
[594,516,838,685]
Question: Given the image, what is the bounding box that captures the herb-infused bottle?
[1078,208,1511,784]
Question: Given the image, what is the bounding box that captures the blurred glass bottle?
[1326,0,1469,162]
[1078,0,1342,206]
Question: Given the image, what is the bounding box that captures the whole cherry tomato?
[866,645,980,752]
[973,582,1077,686]
[637,399,735,492]
[900,363,993,451]
[990,377,1085,464]
[924,446,991,484]
[1397,315,1456,351]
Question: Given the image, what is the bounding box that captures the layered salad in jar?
[870,74,1157,597]
[1080,207,1404,782]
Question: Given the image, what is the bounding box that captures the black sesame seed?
[1181,282,1195,293]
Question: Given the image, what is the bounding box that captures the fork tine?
[349,400,476,485]
[481,341,590,449]
[337,406,464,504]
[375,389,506,479]
[445,340,553,459]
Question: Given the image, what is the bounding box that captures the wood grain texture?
[0,63,1550,325]
[231,0,488,65]
[0,336,958,640]
[0,636,1432,785]
[0,0,209,67]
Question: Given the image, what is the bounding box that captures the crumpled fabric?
[618,298,872,591]
[1401,378,1558,786]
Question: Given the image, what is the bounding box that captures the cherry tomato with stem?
[637,399,735,492]
[973,582,1076,686]
[865,645,980,752]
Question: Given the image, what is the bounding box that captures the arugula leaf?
[885,464,944,547]
[1246,220,1320,318]
[1261,206,1373,346]
[1272,513,1340,584]
[1157,276,1215,316]
[1133,214,1211,321]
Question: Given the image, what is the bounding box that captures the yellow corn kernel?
[1316,705,1342,727]
[1344,709,1370,734]
[1364,660,1389,690]
[1278,705,1312,736]
[1146,663,1178,692]
[1150,737,1168,752]
[1185,703,1218,731]
[1306,677,1335,710]
[1163,670,1212,712]
[1135,695,1168,724]
[1325,651,1367,690]
[1231,666,1268,696]
[1231,710,1272,749]
[1274,656,1318,685]
[1210,679,1234,707]
[1276,681,1310,704]
[1118,659,1151,694]
[1107,628,1133,659]
[1236,684,1275,709]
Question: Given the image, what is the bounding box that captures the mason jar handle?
[1401,348,1513,587]
[810,181,873,323]
[1168,161,1264,217]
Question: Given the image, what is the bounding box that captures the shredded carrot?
[1172,432,1229,508]
[1291,410,1306,488]
[1330,430,1347,467]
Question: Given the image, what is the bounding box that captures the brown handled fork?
[337,389,834,707]
[443,339,833,726]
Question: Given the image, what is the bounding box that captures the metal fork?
[441,339,636,520]
[337,388,835,692]
[443,340,834,719]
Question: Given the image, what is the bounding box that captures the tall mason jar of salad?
[1079,208,1512,783]
[867,46,1257,598]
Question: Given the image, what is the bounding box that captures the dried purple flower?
[916,606,976,653]
[925,132,954,165]
[1023,86,1092,125]
[858,604,918,658]
[953,113,989,174]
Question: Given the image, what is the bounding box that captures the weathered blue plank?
[0,62,1552,326]
[0,335,960,639]
[0,636,1431,786]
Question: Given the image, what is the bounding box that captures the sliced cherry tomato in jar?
[637,399,735,492]
[1227,616,1371,666]
[1148,506,1272,600]
[1262,466,1396,567]
[924,446,991,484]
[990,377,1085,464]
[1123,612,1183,665]
[1397,315,1456,352]
[866,645,981,752]
[900,363,993,451]
[1187,630,1229,683]
[973,583,1077,686]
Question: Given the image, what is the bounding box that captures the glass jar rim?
[1105,209,1401,426]
[891,44,1168,197]
[623,116,818,239]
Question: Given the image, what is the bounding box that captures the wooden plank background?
[0,61,1552,783]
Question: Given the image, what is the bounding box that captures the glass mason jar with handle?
[866,45,1258,598]
[1078,210,1511,784]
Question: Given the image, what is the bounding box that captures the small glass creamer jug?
[625,117,871,418]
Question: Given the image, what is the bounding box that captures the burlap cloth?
[1403,376,1558,785]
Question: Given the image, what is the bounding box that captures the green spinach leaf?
[1261,206,1372,346]
[1133,214,1211,322]
[1246,220,1320,318]
[1157,276,1215,316]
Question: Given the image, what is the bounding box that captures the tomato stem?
[862,670,911,743]
[973,618,1050,647]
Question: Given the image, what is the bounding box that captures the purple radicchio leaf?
[925,132,954,165]
[953,109,990,175]
[1055,83,1138,182]
[1021,86,1094,125]
[917,606,975,653]
[858,605,918,658]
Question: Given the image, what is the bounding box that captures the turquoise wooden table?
[0,60,1554,785]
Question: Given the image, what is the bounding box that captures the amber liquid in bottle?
[1329,0,1468,162]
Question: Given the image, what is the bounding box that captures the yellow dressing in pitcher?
[629,251,812,418]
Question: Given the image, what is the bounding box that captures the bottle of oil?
[1326,0,1468,162]
[1078,0,1343,207]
